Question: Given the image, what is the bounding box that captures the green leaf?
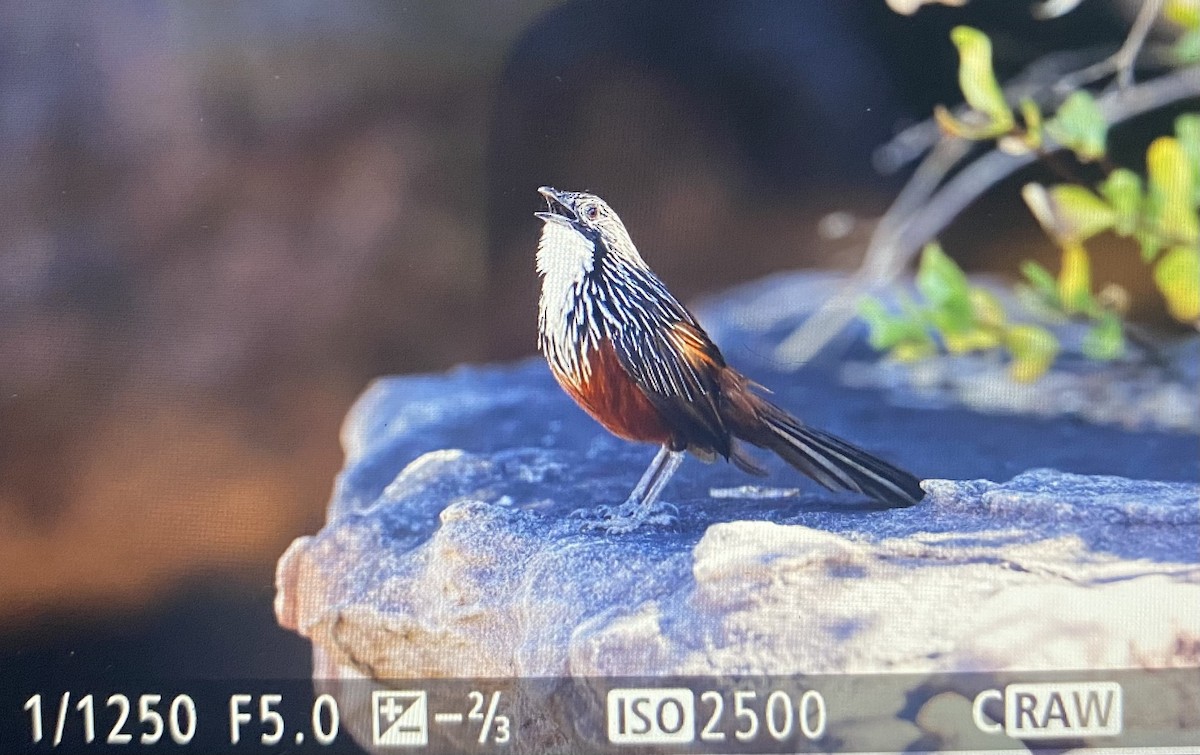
[947,27,1013,135]
[1020,259,1059,301]
[1046,91,1108,162]
[1134,229,1166,264]
[1175,114,1200,205]
[858,297,932,351]
[1082,312,1125,361]
[1176,114,1200,158]
[916,243,972,331]
[1173,28,1200,64]
[1099,168,1143,236]
[1147,136,1199,244]
[858,297,902,350]
[1005,324,1059,382]
[1058,243,1096,314]
[1154,245,1200,322]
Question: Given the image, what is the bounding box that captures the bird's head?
[535,186,644,281]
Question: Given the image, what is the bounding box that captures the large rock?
[279,448,1199,679]
[275,273,1199,751]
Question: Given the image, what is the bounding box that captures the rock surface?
[275,272,1199,751]
[279,452,1200,676]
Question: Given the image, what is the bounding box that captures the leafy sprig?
[860,244,1059,381]
[862,21,1200,380]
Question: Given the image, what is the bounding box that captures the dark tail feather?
[758,403,924,506]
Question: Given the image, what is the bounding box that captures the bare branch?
[876,48,1111,175]
[1115,0,1164,89]
[1054,0,1165,93]
[774,64,1200,367]
[879,4,1167,174]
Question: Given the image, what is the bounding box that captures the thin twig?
[881,4,1165,174]
[871,137,974,264]
[877,47,1111,175]
[1115,0,1164,89]
[774,65,1200,367]
[1053,0,1164,93]
[774,139,973,364]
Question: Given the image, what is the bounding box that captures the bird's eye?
[583,205,599,221]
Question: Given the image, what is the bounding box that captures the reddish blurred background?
[0,2,545,624]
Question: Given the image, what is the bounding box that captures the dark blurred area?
[0,1,1140,677]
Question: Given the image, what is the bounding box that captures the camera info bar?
[4,669,1197,753]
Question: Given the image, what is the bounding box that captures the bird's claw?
[570,499,678,534]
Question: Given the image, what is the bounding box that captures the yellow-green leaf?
[969,287,1006,328]
[1053,185,1116,241]
[892,340,938,362]
[1099,168,1142,236]
[1006,324,1059,382]
[949,26,1013,133]
[1046,91,1107,162]
[1168,0,1200,29]
[1058,242,1093,314]
[934,105,1011,141]
[1147,136,1199,243]
[1022,183,1114,245]
[1019,97,1043,150]
[943,327,1002,353]
[1154,245,1200,322]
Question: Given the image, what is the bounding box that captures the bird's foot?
[569,498,678,534]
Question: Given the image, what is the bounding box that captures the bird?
[534,186,924,532]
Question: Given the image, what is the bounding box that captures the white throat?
[537,221,598,387]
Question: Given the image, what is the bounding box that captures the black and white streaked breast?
[535,212,711,403]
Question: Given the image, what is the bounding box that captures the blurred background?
[0,1,1146,678]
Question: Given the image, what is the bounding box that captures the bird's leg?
[576,445,685,533]
[626,444,684,512]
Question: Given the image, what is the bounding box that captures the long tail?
[756,402,924,506]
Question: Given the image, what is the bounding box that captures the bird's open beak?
[535,186,577,225]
